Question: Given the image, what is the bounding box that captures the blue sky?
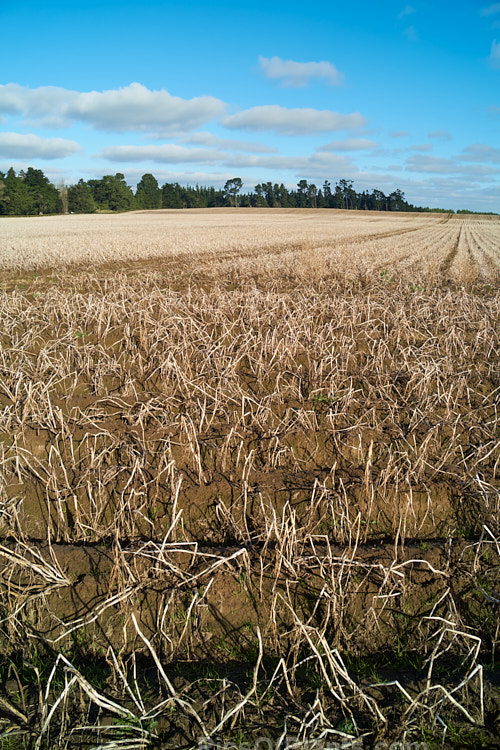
[0,0,499,211]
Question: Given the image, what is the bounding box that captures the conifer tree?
[135,173,161,209]
[68,180,97,213]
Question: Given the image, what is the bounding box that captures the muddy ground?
[0,252,498,748]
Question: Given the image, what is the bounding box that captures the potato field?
[0,208,499,749]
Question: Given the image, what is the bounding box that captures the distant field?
[0,209,499,748]
[1,208,499,282]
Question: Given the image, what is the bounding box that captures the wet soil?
[0,255,498,747]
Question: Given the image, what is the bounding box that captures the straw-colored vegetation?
[0,209,499,748]
[1,208,498,282]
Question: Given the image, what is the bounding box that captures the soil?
[0,235,499,747]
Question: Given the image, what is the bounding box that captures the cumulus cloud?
[317,138,378,151]
[406,154,498,177]
[0,84,72,116]
[489,39,500,68]
[99,144,224,164]
[220,154,304,170]
[409,144,433,152]
[405,155,460,173]
[0,82,226,133]
[179,132,277,153]
[428,130,452,140]
[302,152,355,176]
[0,83,79,128]
[221,151,354,174]
[0,132,81,159]
[389,130,410,138]
[67,83,226,133]
[460,144,500,163]
[258,56,344,87]
[223,105,367,135]
[97,141,355,176]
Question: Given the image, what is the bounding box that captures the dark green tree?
[338,179,354,210]
[161,182,184,208]
[264,182,276,207]
[371,189,387,211]
[297,179,308,207]
[0,166,421,216]
[252,184,267,207]
[135,173,161,209]
[307,183,318,208]
[88,173,135,212]
[389,189,406,211]
[68,180,97,213]
[224,178,243,207]
[322,180,334,208]
[0,168,31,215]
[22,167,61,214]
[206,186,217,208]
[278,184,289,207]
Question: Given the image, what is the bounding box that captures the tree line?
[0,166,469,216]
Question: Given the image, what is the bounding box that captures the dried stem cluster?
[0,210,498,748]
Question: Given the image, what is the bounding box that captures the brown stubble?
[0,210,498,747]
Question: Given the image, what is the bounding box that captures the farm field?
[0,209,499,748]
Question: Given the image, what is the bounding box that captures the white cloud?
[460,144,500,163]
[406,155,456,173]
[97,141,355,177]
[0,82,226,133]
[389,130,410,138]
[0,84,24,114]
[342,170,498,212]
[0,83,78,128]
[0,83,71,116]
[489,39,500,68]
[221,151,354,174]
[406,154,498,177]
[301,152,355,177]
[67,83,226,133]
[317,138,378,151]
[409,144,433,152]
[258,56,344,87]
[99,144,224,164]
[481,3,500,16]
[179,132,278,153]
[0,132,81,159]
[223,105,367,135]
[379,165,404,172]
[213,153,303,170]
[428,130,452,140]
[398,5,416,19]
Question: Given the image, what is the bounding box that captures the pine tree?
[135,173,161,209]
[224,178,243,207]
[0,168,31,215]
[68,180,97,213]
[88,174,135,212]
[23,167,61,214]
